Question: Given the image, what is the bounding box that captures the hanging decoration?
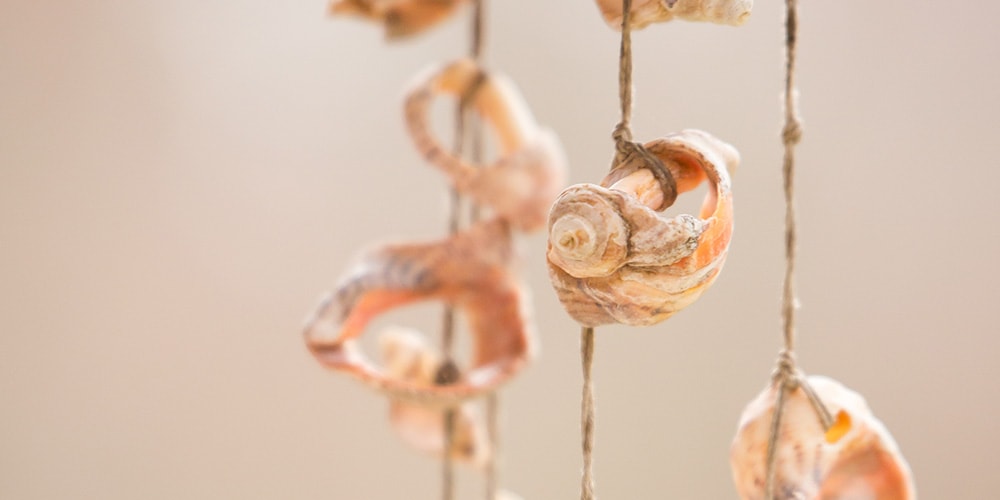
[307,0,918,498]
[544,0,749,498]
[305,1,565,499]
[727,1,915,498]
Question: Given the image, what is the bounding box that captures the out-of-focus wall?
[2,1,998,498]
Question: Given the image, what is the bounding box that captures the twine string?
[442,2,489,499]
[579,3,639,499]
[608,0,677,209]
[763,2,834,497]
[580,326,596,500]
[612,0,635,163]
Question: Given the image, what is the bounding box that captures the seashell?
[380,327,490,466]
[329,0,467,39]
[595,0,753,30]
[546,129,737,327]
[405,58,567,232]
[730,375,916,500]
[303,218,535,406]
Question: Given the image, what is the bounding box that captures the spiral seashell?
[546,129,737,327]
[330,0,467,39]
[730,375,916,500]
[405,58,567,232]
[380,327,490,466]
[304,218,535,406]
[595,0,753,29]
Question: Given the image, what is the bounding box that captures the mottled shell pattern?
[546,129,737,327]
[303,218,535,407]
[405,58,567,232]
[730,375,916,499]
[330,0,467,39]
[596,0,753,30]
[380,327,490,466]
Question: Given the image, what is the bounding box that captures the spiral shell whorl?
[547,186,628,279]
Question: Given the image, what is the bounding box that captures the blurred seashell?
[330,0,467,39]
[730,375,916,500]
[304,218,535,406]
[380,328,490,466]
[546,129,736,327]
[595,0,752,30]
[405,58,567,232]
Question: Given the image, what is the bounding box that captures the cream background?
[2,1,998,499]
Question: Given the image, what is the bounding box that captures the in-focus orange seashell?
[546,129,736,327]
[405,58,567,232]
[594,0,752,30]
[330,0,467,39]
[730,375,916,500]
[304,218,535,406]
[380,327,490,466]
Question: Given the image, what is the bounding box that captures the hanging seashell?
[730,375,916,500]
[595,0,753,30]
[303,218,535,406]
[546,129,737,327]
[405,58,567,232]
[379,327,491,466]
[330,0,467,39]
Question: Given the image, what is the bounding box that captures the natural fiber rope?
[612,0,636,162]
[439,75,466,500]
[612,0,634,148]
[467,3,501,499]
[485,392,499,499]
[763,2,834,497]
[580,326,596,500]
[442,2,488,499]
[780,0,802,356]
[578,3,635,499]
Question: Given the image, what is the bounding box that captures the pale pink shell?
[730,375,916,499]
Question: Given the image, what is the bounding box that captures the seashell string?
[727,1,916,498]
[545,0,748,498]
[441,3,485,497]
[307,1,566,498]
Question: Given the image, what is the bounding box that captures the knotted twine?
[763,1,836,498]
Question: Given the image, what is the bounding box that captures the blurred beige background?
[2,1,999,498]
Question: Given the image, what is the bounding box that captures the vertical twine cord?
[442,2,488,500]
[578,3,633,499]
[580,326,596,500]
[612,0,635,155]
[468,3,499,499]
[763,2,802,496]
[780,0,802,356]
[763,2,834,498]
[440,92,465,500]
